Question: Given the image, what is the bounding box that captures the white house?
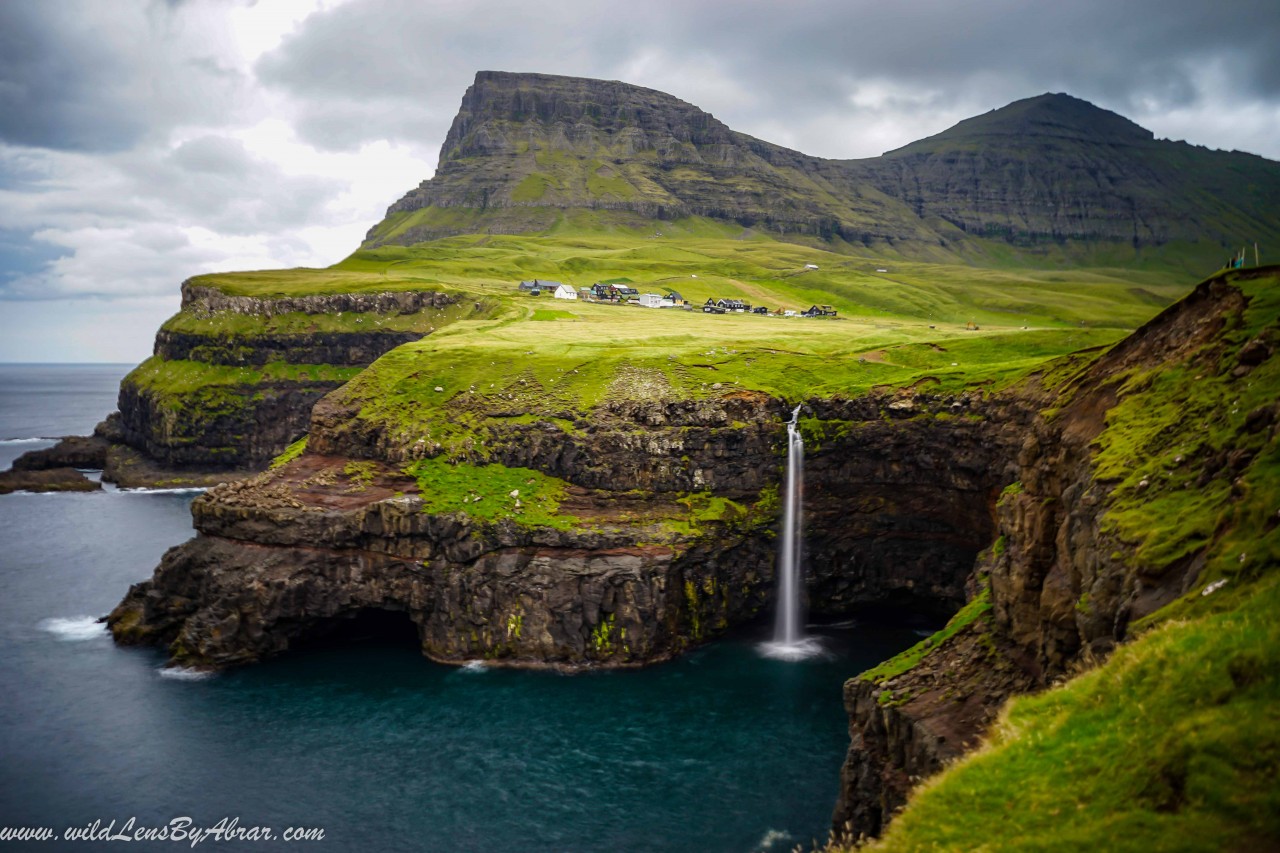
[553,283,578,300]
[638,293,674,308]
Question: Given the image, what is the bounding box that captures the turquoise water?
[0,366,926,851]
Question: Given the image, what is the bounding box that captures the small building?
[639,293,674,308]
[716,298,749,313]
[553,283,578,300]
[609,284,639,300]
[591,283,612,300]
[804,264,819,270]
[519,278,566,296]
[783,309,798,317]
[803,304,837,317]
[702,299,726,314]
[665,290,686,306]
[752,306,769,315]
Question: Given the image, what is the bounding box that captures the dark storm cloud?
[257,0,1280,158]
[0,1,247,152]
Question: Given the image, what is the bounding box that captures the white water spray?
[760,405,823,661]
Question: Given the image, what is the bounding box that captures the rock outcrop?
[8,282,478,487]
[110,388,1035,670]
[0,466,101,494]
[831,267,1280,840]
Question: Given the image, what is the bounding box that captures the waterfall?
[760,404,822,660]
[775,404,805,645]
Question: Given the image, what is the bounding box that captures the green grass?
[1089,270,1280,579]
[187,225,1189,331]
[860,588,993,685]
[403,457,577,530]
[838,267,1280,852]
[270,437,308,469]
[864,570,1280,853]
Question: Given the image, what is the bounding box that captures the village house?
[638,293,674,308]
[666,290,686,306]
[553,283,578,300]
[716,298,749,313]
[752,306,769,315]
[803,304,837,317]
[609,284,639,301]
[518,279,567,296]
[702,299,726,314]
[591,283,612,300]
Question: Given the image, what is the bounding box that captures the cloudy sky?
[2,0,1278,362]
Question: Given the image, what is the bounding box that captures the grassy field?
[192,220,1191,331]
[172,224,1205,462]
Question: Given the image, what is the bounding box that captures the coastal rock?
[11,435,109,471]
[110,389,1032,670]
[0,467,101,494]
[830,270,1266,840]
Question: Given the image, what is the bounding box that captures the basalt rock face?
[831,270,1272,841]
[845,93,1280,255]
[110,388,1034,670]
[369,72,1280,267]
[369,71,944,251]
[110,282,464,473]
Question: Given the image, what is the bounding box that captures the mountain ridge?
[368,71,1280,272]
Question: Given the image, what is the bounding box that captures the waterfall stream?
[760,404,823,661]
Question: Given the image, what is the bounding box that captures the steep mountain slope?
[367,71,943,255]
[368,72,1280,272]
[848,93,1280,271]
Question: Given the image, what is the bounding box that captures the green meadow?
[172,221,1210,459]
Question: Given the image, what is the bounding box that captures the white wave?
[0,437,58,445]
[460,660,489,673]
[157,666,214,681]
[38,616,108,641]
[117,487,208,495]
[757,637,829,662]
[754,828,793,851]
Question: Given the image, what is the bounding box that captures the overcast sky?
[2,0,1278,362]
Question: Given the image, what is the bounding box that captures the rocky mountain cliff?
[370,72,1280,269]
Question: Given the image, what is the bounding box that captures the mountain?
[368,72,1280,271]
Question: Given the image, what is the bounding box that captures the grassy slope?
[848,268,1280,851]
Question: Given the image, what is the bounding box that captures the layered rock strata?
[371,72,1280,263]
[110,390,1033,669]
[111,281,460,473]
[832,269,1276,840]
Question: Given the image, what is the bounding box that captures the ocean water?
[0,363,131,470]
[0,365,927,852]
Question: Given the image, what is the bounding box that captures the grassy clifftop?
[841,267,1280,851]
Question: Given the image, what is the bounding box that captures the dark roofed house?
[665,290,686,306]
[519,278,565,295]
[702,298,726,314]
[716,298,749,312]
[591,283,612,300]
[609,284,639,299]
[803,304,837,317]
[752,306,769,315]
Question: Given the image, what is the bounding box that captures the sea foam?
[157,666,214,682]
[38,616,108,642]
